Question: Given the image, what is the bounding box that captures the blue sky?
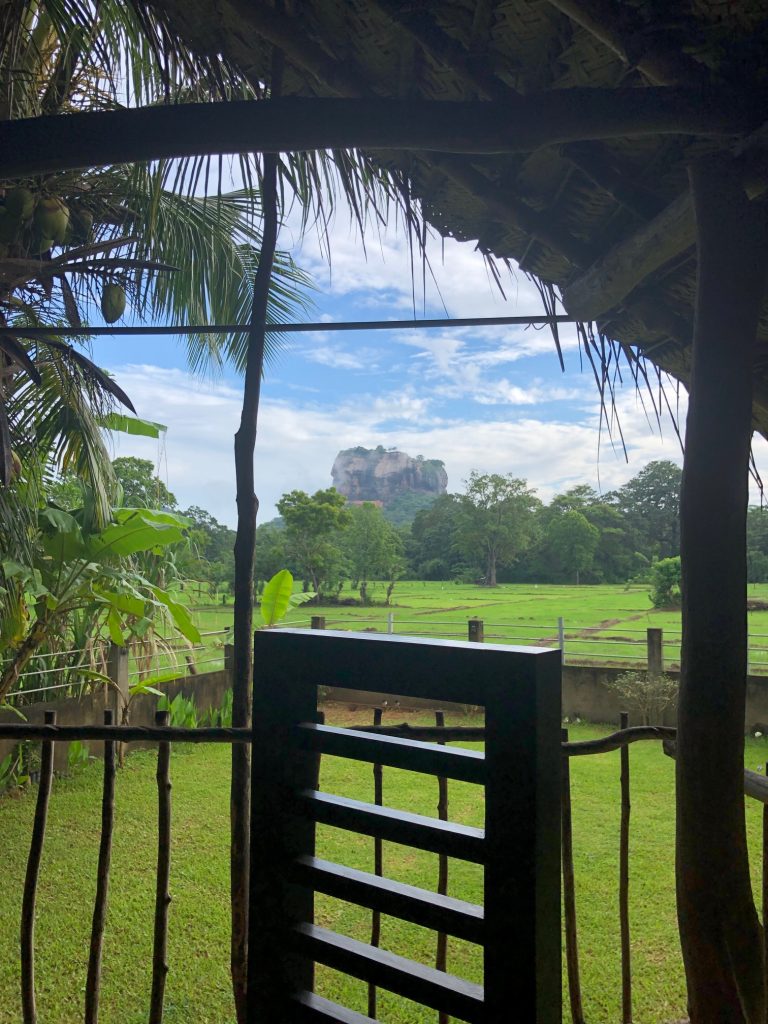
[98,209,705,527]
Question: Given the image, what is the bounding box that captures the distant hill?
[331,446,447,521]
[381,490,441,527]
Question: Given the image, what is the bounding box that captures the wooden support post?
[230,61,282,1018]
[106,642,128,718]
[468,619,484,643]
[368,707,384,1019]
[150,711,172,1024]
[619,711,632,1024]
[85,710,116,1024]
[561,727,585,1024]
[646,629,663,678]
[435,710,450,1024]
[224,643,234,679]
[677,155,768,1024]
[20,710,55,1024]
[311,616,326,630]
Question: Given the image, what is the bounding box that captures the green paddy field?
[2,711,768,1023]
[182,580,768,673]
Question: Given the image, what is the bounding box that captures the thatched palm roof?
[140,0,768,428]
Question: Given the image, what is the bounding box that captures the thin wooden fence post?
[435,709,450,1024]
[561,726,585,1024]
[619,711,632,1023]
[311,616,326,631]
[646,628,663,677]
[558,617,566,664]
[368,707,384,1019]
[468,619,484,643]
[21,709,56,1024]
[149,711,172,1024]
[763,761,768,1018]
[85,709,116,1024]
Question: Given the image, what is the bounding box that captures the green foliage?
[67,740,91,773]
[381,491,438,527]
[259,570,315,626]
[606,670,678,725]
[650,557,681,608]
[342,504,403,604]
[200,689,234,729]
[455,472,541,586]
[112,457,177,511]
[158,692,198,729]
[609,461,681,562]
[546,510,600,584]
[277,488,352,597]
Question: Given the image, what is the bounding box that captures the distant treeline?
[67,457,768,604]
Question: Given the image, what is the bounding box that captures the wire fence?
[7,613,768,705]
[300,614,768,675]
[2,628,232,705]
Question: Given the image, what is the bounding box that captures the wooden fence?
[4,629,768,1023]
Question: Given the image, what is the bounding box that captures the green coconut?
[67,207,94,245]
[101,283,127,323]
[5,187,34,221]
[34,197,69,245]
[35,237,54,254]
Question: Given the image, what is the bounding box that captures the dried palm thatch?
[125,0,768,434]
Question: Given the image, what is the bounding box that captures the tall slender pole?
[20,710,55,1024]
[230,51,283,1024]
[85,710,116,1024]
[149,711,172,1024]
[561,727,584,1024]
[619,711,632,1023]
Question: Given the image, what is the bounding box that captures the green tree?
[253,522,291,587]
[177,505,236,596]
[545,509,599,585]
[344,502,402,604]
[113,457,177,510]
[409,494,466,580]
[611,460,682,561]
[456,473,540,586]
[650,556,682,608]
[276,488,351,597]
[747,507,768,583]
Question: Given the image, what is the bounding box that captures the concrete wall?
[6,660,768,774]
[0,668,231,773]
[326,666,768,733]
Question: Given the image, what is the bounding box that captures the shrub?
[649,556,681,608]
[606,670,678,725]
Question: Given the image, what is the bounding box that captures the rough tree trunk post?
[677,154,768,1024]
[230,126,281,1021]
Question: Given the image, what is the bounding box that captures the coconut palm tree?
[0,7,424,1020]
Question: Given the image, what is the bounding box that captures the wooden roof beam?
[0,89,758,179]
[546,0,710,87]
[563,151,768,319]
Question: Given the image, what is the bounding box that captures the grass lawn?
[2,709,768,1023]
[187,580,768,672]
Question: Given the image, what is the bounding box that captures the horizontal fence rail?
[4,623,768,1024]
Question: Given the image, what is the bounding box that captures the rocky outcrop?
[331,446,447,506]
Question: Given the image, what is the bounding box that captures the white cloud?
[301,345,368,370]
[287,208,552,322]
[107,362,702,527]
